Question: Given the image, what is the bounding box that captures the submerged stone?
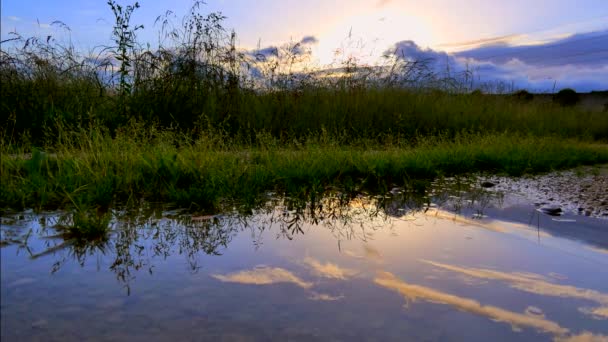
[540,206,563,216]
[481,181,496,188]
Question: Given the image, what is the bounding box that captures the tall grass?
[2,1,607,146]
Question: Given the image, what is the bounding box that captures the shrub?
[512,90,534,102]
[553,88,580,107]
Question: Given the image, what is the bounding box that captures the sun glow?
[314,7,436,66]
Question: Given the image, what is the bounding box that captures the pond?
[1,176,607,341]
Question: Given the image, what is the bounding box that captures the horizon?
[2,0,608,92]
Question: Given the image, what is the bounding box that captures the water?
[2,186,608,341]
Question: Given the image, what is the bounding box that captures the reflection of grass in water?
[0,184,555,295]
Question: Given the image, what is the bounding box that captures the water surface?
[2,188,607,341]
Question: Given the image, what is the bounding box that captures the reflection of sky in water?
[2,199,608,341]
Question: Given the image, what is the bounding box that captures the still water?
[2,187,608,341]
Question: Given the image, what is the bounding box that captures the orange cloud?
[421,260,608,320]
[374,271,569,336]
[212,266,313,289]
[302,257,358,280]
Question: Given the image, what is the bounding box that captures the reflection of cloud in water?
[587,246,608,255]
[374,271,569,336]
[460,275,489,286]
[309,292,344,301]
[212,266,347,302]
[549,272,569,281]
[525,306,545,318]
[579,307,608,320]
[212,266,313,289]
[302,257,358,280]
[425,209,552,237]
[342,244,383,263]
[422,260,608,320]
[363,244,382,261]
[343,250,364,259]
[555,332,608,342]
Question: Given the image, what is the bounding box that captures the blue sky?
[2,0,608,91]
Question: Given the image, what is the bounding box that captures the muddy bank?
[480,165,608,219]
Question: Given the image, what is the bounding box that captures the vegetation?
[553,88,581,107]
[2,126,607,212]
[512,90,534,102]
[1,0,607,221]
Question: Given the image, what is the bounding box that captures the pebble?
[481,166,607,219]
[481,181,496,188]
[540,206,562,216]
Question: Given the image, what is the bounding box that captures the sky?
[2,0,608,91]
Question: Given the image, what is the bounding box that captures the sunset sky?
[2,0,608,91]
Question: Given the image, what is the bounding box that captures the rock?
[540,205,562,216]
[481,181,496,188]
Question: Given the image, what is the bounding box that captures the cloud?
[300,36,319,45]
[251,35,319,59]
[302,257,358,280]
[389,40,454,74]
[555,332,608,342]
[376,0,392,7]
[391,40,450,63]
[308,292,344,301]
[374,271,570,336]
[212,264,348,302]
[212,266,313,289]
[579,307,608,321]
[386,35,608,92]
[422,260,608,320]
[7,16,21,22]
[456,30,608,68]
[363,244,383,261]
[438,34,523,50]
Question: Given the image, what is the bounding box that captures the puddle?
[1,179,608,341]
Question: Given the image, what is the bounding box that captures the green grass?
[2,126,607,212]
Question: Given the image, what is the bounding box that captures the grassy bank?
[2,127,607,212]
